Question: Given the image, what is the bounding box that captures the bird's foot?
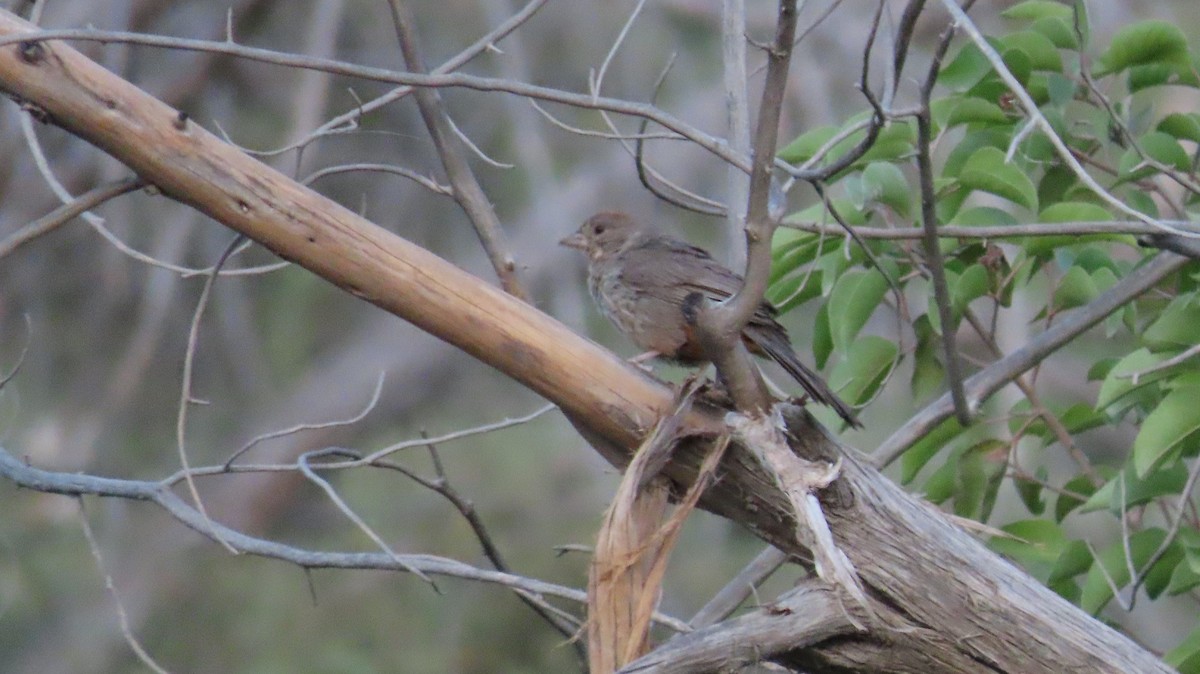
[627,350,661,372]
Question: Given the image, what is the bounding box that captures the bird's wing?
[616,237,780,323]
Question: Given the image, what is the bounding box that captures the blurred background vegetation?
[0,1,1197,672]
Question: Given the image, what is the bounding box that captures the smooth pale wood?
[0,11,1173,673]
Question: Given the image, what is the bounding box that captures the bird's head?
[559,211,639,261]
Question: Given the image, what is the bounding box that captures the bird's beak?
[559,232,587,250]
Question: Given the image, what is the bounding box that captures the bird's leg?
[627,350,661,372]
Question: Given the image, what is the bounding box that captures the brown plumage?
[561,211,860,427]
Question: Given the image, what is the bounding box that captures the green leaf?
[967,49,1032,101]
[1096,348,1171,410]
[1001,0,1073,21]
[1039,200,1113,223]
[990,519,1067,575]
[1052,264,1099,310]
[939,42,993,91]
[813,301,833,368]
[943,128,1011,178]
[1165,558,1200,596]
[1031,17,1080,50]
[901,417,964,484]
[950,206,1018,227]
[1021,202,1135,257]
[829,336,898,405]
[1072,0,1091,48]
[957,439,1007,521]
[1157,112,1200,143]
[1048,539,1092,583]
[1133,385,1200,477]
[1037,164,1077,207]
[1128,57,1200,93]
[859,162,912,218]
[911,316,945,402]
[1023,403,1107,447]
[1144,292,1200,349]
[1000,30,1063,72]
[1095,20,1190,77]
[1045,72,1077,106]
[952,264,990,313]
[1146,540,1184,599]
[923,454,959,504]
[779,118,916,173]
[1056,472,1106,522]
[959,146,1038,210]
[1117,132,1191,183]
[1080,528,1168,614]
[777,125,837,164]
[933,97,1011,129]
[1015,467,1047,515]
[828,270,887,353]
[767,270,824,313]
[1166,623,1200,672]
[1080,462,1188,514]
[1060,403,1107,435]
[856,121,918,165]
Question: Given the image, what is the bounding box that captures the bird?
[561,211,860,427]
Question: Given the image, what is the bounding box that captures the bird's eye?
[593,224,606,235]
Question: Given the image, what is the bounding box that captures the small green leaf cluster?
[771,2,1200,664]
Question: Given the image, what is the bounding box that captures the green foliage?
[771,4,1200,660]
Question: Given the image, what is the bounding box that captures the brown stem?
[695,0,799,414]
[385,0,527,299]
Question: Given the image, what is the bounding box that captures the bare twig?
[722,0,751,259]
[0,447,689,633]
[161,404,558,485]
[528,100,681,142]
[303,163,452,196]
[0,28,753,173]
[632,56,728,216]
[1125,457,1200,606]
[0,177,143,259]
[243,0,551,158]
[961,308,1101,487]
[695,0,801,413]
[385,0,526,298]
[588,5,728,215]
[175,235,245,554]
[0,314,32,391]
[77,499,172,674]
[297,447,435,585]
[915,7,974,427]
[445,115,514,169]
[622,580,858,673]
[687,545,789,629]
[415,434,585,657]
[1121,343,1200,383]
[16,101,279,278]
[223,372,386,468]
[589,0,647,100]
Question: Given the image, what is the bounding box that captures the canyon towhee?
[561,211,860,427]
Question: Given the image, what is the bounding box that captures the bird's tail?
[745,328,861,428]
